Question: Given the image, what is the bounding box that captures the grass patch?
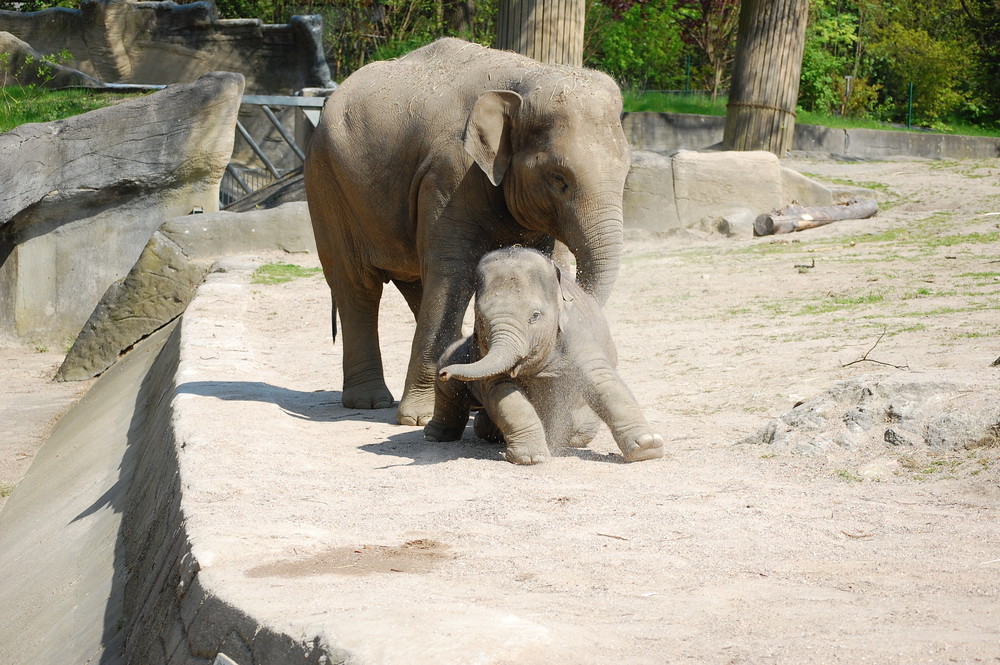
[931,231,1000,247]
[1,86,146,133]
[796,291,885,315]
[0,482,15,498]
[251,263,322,285]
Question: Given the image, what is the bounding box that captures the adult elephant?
[304,37,631,426]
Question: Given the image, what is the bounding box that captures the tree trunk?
[495,0,585,66]
[723,0,810,155]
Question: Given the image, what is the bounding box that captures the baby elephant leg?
[473,409,504,443]
[481,380,548,465]
[423,377,471,442]
[586,368,665,462]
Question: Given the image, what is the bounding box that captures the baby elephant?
[424,247,665,464]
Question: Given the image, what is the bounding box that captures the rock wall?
[0,0,333,94]
[623,149,843,238]
[622,112,1000,160]
[0,71,244,343]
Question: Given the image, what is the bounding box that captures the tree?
[584,0,685,89]
[674,0,740,99]
[496,0,586,65]
[723,0,809,154]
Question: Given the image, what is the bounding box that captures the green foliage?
[869,22,969,127]
[0,87,146,132]
[585,0,685,89]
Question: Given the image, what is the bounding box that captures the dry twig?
[842,329,909,370]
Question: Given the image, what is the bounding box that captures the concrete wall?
[0,73,243,344]
[0,0,333,94]
[622,112,1000,160]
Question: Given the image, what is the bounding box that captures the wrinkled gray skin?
[304,38,631,426]
[424,247,665,465]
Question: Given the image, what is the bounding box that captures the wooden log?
[753,198,880,236]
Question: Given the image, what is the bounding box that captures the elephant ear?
[464,90,523,187]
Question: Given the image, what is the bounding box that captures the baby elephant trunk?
[439,332,525,382]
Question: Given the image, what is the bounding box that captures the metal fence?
[220,94,328,208]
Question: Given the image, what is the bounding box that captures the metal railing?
[221,93,328,208]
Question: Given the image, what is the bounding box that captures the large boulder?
[740,370,1000,456]
[56,202,316,381]
[0,71,244,343]
[623,149,840,236]
[0,31,101,87]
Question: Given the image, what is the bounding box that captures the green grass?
[251,263,322,285]
[0,482,14,498]
[0,86,146,133]
[623,91,1000,138]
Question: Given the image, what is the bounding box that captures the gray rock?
[0,31,101,88]
[780,166,834,207]
[741,370,1000,455]
[623,151,680,233]
[672,150,784,225]
[56,231,209,381]
[57,201,316,381]
[717,209,757,238]
[0,71,244,342]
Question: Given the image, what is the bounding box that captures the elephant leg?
[335,280,395,410]
[423,380,470,443]
[566,403,602,448]
[480,380,548,465]
[397,270,476,426]
[392,279,423,321]
[473,409,504,443]
[584,367,665,462]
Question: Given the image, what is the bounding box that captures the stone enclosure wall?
[0,0,333,93]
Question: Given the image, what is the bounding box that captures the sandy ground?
[5,155,1000,662]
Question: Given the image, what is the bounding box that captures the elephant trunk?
[564,200,624,306]
[439,327,526,382]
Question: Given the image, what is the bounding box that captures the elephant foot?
[397,393,435,426]
[424,418,467,442]
[473,410,505,443]
[620,432,666,463]
[342,380,394,410]
[504,441,549,465]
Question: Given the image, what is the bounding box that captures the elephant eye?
[528,309,542,324]
[547,172,569,194]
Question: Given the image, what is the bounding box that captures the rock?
[672,150,784,225]
[0,71,244,343]
[780,166,834,207]
[0,0,333,93]
[56,231,209,381]
[57,202,316,381]
[163,202,315,257]
[623,151,680,233]
[717,209,757,238]
[741,370,1000,455]
[0,31,101,88]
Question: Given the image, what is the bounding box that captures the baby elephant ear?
[464,90,523,186]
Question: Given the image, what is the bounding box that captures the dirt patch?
[248,539,452,577]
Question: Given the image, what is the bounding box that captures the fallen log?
[754,198,879,236]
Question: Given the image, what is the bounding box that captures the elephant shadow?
[363,427,507,466]
[175,380,387,425]
[367,428,627,467]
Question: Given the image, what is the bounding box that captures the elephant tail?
[330,295,338,343]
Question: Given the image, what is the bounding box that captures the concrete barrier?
[623,112,1000,160]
